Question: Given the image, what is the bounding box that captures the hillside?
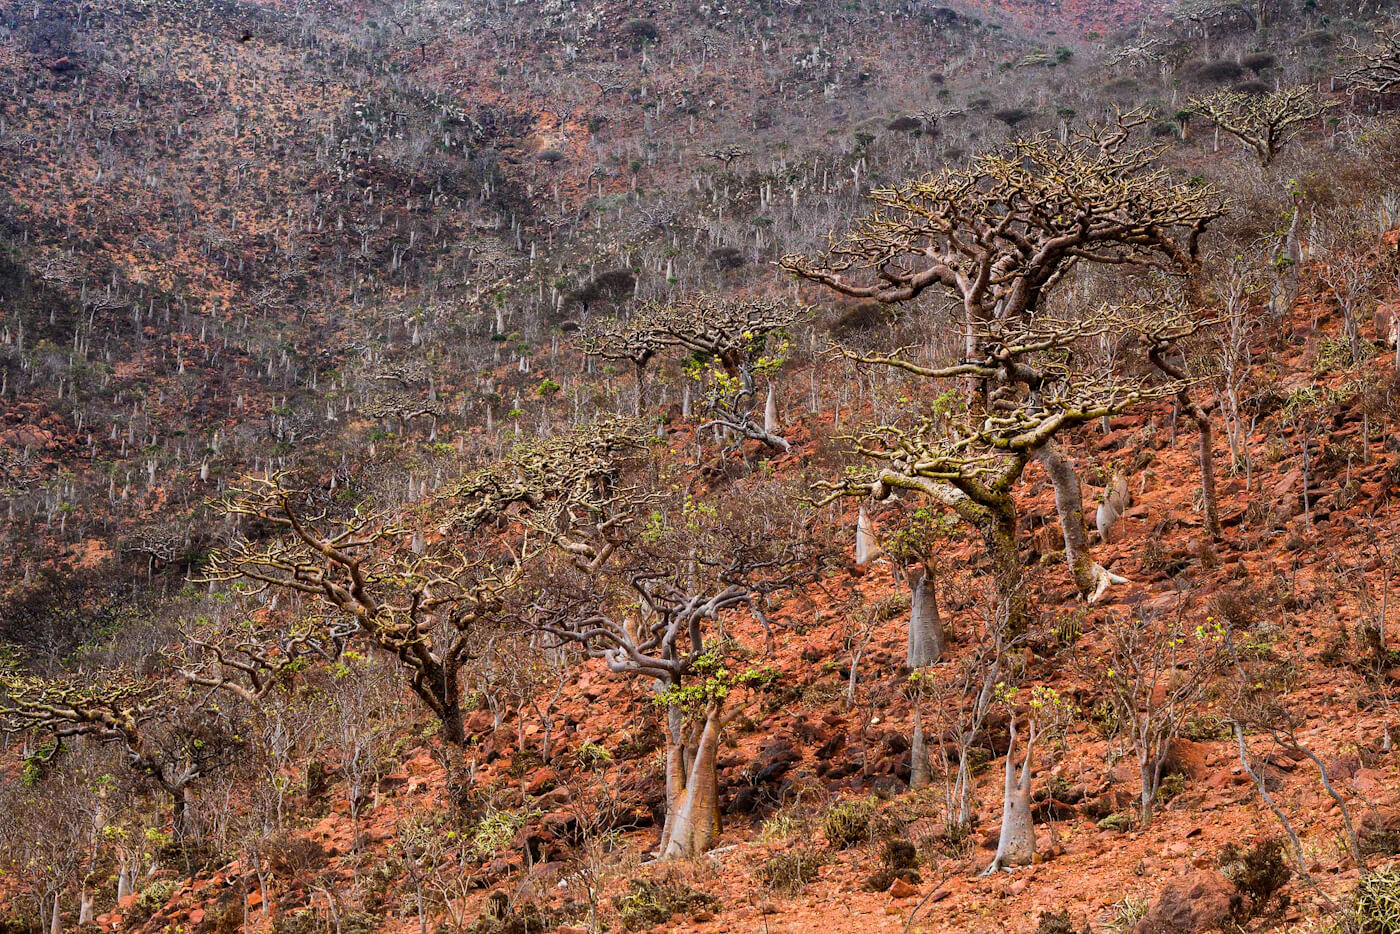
[4,1,1400,934]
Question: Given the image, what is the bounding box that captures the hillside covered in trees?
[5,0,1400,932]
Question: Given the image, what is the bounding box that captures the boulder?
[1134,870,1242,933]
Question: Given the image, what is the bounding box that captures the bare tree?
[207,420,646,750]
[1186,87,1327,168]
[784,134,1224,602]
[814,307,1197,619]
[0,673,240,842]
[584,295,806,454]
[1089,609,1229,825]
[532,479,828,859]
[1342,28,1400,95]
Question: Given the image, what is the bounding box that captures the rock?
[189,909,205,925]
[524,767,558,796]
[1134,870,1242,934]
[1164,739,1211,780]
[751,736,802,785]
[1353,768,1386,796]
[888,877,918,899]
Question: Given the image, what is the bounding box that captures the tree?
[783,134,1225,603]
[531,479,828,859]
[1089,609,1228,825]
[882,506,957,668]
[207,420,646,749]
[173,615,348,706]
[1342,28,1400,95]
[0,672,240,841]
[986,683,1075,874]
[583,295,806,454]
[1186,87,1326,168]
[813,307,1196,620]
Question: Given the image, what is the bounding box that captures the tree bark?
[909,703,932,789]
[1036,443,1125,601]
[986,717,1036,873]
[983,508,1026,630]
[659,706,722,859]
[1149,347,1222,539]
[906,566,944,668]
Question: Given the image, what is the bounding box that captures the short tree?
[0,672,240,841]
[783,135,1225,605]
[813,307,1197,620]
[1090,609,1228,825]
[1186,87,1326,168]
[532,478,828,859]
[207,420,646,750]
[584,295,806,454]
[1342,28,1400,95]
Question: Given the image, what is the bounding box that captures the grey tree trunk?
[906,567,944,668]
[1036,443,1125,601]
[985,716,1037,874]
[659,706,722,859]
[909,704,932,789]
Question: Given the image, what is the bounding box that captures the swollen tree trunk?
[1149,347,1222,540]
[906,566,944,668]
[78,891,93,927]
[117,864,132,901]
[1190,405,1222,539]
[855,504,880,567]
[1036,443,1126,602]
[909,703,932,789]
[659,705,722,860]
[985,717,1036,874]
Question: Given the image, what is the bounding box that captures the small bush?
[575,740,612,770]
[1035,910,1087,934]
[1220,838,1292,917]
[1096,813,1132,833]
[992,107,1034,126]
[823,798,876,848]
[125,880,180,927]
[757,849,825,894]
[829,301,894,337]
[1352,869,1400,934]
[613,878,718,931]
[471,806,539,859]
[262,833,328,880]
[620,19,659,44]
[865,837,920,891]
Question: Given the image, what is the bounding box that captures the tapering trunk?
[906,567,944,668]
[1190,406,1221,539]
[763,384,778,436]
[78,891,93,926]
[1036,444,1125,602]
[855,504,880,567]
[909,704,932,789]
[659,706,722,860]
[117,864,132,901]
[49,893,61,934]
[986,718,1036,873]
